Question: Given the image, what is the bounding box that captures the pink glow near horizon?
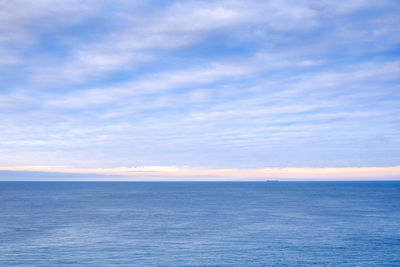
[1,166,400,181]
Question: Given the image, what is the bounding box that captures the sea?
[0,181,399,266]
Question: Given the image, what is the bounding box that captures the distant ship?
[265,180,279,182]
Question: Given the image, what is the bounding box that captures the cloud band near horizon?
[1,166,400,181]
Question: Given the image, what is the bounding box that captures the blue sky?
[1,0,400,180]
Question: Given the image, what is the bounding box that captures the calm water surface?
[0,182,399,266]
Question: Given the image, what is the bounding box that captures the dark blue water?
[0,182,399,266]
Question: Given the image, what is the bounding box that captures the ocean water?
[0,182,399,266]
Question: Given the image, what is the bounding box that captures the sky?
[1,0,400,181]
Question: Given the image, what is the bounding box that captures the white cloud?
[1,165,400,181]
[1,0,399,170]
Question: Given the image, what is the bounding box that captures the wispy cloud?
[0,0,399,178]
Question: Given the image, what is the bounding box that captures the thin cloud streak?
[1,166,399,181]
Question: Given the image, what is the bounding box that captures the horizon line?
[1,179,400,182]
[1,166,400,181]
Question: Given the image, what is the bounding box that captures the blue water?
[0,182,399,266]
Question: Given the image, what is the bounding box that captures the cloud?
[0,0,399,171]
[4,0,396,85]
[0,170,119,180]
[1,165,399,181]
